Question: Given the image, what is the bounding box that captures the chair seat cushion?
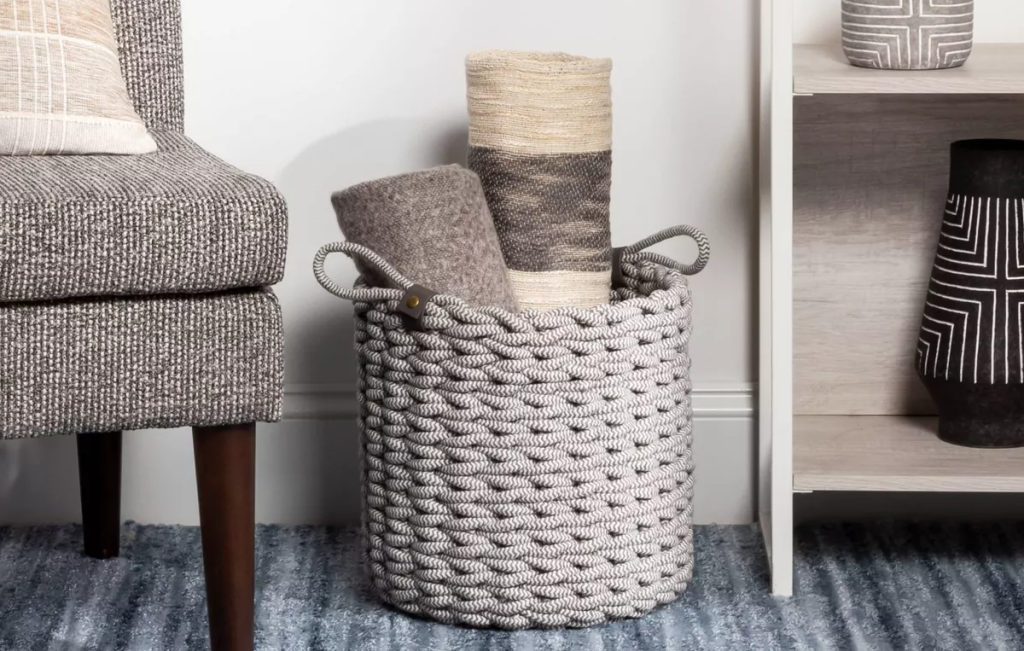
[0,131,287,302]
[1,288,283,438]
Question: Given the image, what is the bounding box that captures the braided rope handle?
[618,225,710,276]
[314,225,710,303]
[313,242,412,302]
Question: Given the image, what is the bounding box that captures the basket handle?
[313,241,413,302]
[615,225,711,278]
[316,225,710,303]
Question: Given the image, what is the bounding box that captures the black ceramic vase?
[917,140,1024,448]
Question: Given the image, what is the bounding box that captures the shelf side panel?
[766,0,795,598]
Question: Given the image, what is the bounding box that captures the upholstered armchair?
[0,1,286,650]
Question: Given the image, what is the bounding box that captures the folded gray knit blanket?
[332,166,518,311]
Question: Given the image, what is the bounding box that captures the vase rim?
[952,139,1024,152]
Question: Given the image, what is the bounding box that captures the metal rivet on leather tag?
[397,284,438,328]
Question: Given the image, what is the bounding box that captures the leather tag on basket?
[397,284,437,328]
[610,247,628,289]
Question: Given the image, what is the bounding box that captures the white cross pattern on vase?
[918,194,1024,384]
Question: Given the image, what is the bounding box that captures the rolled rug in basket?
[467,50,613,311]
[331,165,518,311]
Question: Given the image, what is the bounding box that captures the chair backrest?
[109,0,185,133]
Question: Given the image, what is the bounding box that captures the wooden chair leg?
[77,431,123,559]
[193,423,256,651]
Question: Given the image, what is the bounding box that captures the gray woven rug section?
[0,522,1022,650]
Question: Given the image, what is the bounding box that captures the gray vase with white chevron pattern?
[842,0,974,70]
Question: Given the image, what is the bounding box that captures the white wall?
[796,0,1023,44]
[0,0,761,526]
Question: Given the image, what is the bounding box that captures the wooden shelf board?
[794,44,1024,95]
[794,416,1024,492]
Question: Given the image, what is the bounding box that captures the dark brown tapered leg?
[193,423,256,651]
[77,431,123,559]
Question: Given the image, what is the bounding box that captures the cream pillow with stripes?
[0,0,156,155]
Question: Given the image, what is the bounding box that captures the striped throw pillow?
[0,0,156,155]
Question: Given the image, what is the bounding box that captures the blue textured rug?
[1,522,1022,650]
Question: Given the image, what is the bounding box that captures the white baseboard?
[0,384,757,526]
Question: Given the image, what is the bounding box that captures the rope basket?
[313,226,710,629]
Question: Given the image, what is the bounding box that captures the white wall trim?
[283,383,755,420]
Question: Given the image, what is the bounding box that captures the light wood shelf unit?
[795,44,1024,95]
[794,416,1024,493]
[760,1,1024,597]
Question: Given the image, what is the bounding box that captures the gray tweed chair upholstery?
[0,1,285,650]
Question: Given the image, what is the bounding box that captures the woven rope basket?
[313,226,710,629]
